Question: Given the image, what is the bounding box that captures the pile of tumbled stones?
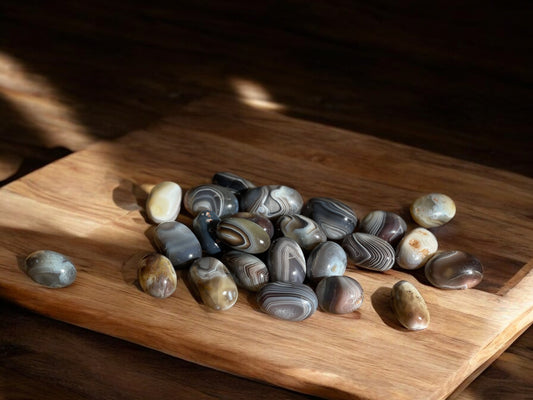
[23,171,484,331]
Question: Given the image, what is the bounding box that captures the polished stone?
[257,281,318,321]
[184,184,239,218]
[391,280,430,330]
[154,221,202,269]
[425,250,484,289]
[192,210,222,256]
[212,171,256,193]
[268,237,306,283]
[216,217,271,254]
[278,214,327,252]
[240,185,303,219]
[302,197,357,240]
[410,193,456,228]
[342,232,395,272]
[359,210,407,247]
[145,181,182,224]
[306,241,347,282]
[221,250,269,291]
[233,212,275,239]
[23,250,77,288]
[396,227,438,270]
[189,257,238,311]
[137,253,177,298]
[315,276,364,314]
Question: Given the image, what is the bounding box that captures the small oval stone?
[391,280,430,330]
[268,237,306,283]
[212,171,256,193]
[410,193,456,228]
[145,181,182,224]
[216,217,271,254]
[279,214,327,252]
[192,210,222,256]
[396,227,438,270]
[302,197,358,240]
[154,221,202,269]
[137,253,177,298]
[189,257,238,311]
[240,185,303,219]
[257,282,318,321]
[233,212,275,239]
[221,250,269,291]
[359,210,407,247]
[23,250,77,288]
[315,276,364,314]
[342,233,395,272]
[306,241,347,282]
[425,250,484,289]
[184,184,239,218]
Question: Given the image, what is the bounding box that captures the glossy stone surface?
[23,250,77,288]
[257,282,318,321]
[391,280,430,330]
[396,227,438,270]
[137,253,177,298]
[184,184,239,218]
[425,250,484,289]
[233,212,275,239]
[315,276,364,314]
[240,185,303,219]
[410,193,456,228]
[216,217,271,254]
[302,197,357,240]
[212,171,256,193]
[221,250,269,291]
[342,232,395,272]
[192,210,222,256]
[145,181,182,224]
[306,241,347,282]
[154,221,202,269]
[279,214,327,252]
[359,210,407,247]
[268,237,306,283]
[189,257,238,311]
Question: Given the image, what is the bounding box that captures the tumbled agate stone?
[216,217,271,254]
[425,250,484,289]
[145,181,182,224]
[257,282,318,321]
[212,171,256,193]
[137,253,177,298]
[193,210,222,256]
[306,241,347,282]
[184,184,239,218]
[240,185,303,219]
[221,250,269,291]
[23,250,76,288]
[315,276,363,314]
[359,210,407,247]
[279,214,327,252]
[410,193,456,228]
[268,237,306,283]
[154,221,202,269]
[302,197,357,240]
[396,227,438,270]
[342,233,395,272]
[391,280,430,330]
[233,212,275,239]
[189,257,238,311]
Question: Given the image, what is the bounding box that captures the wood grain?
[0,96,531,399]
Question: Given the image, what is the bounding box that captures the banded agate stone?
[342,233,395,272]
[410,193,456,228]
[425,250,483,289]
[391,280,430,330]
[302,197,357,240]
[268,237,306,283]
[23,250,77,288]
[278,214,327,252]
[315,276,364,314]
[154,221,202,269]
[184,184,239,218]
[306,241,347,282]
[240,185,303,219]
[257,282,318,321]
[137,253,177,298]
[212,171,256,194]
[221,250,269,291]
[193,210,222,256]
[359,210,407,247]
[216,217,271,254]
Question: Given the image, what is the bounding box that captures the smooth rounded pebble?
[212,171,256,193]
[315,276,363,314]
[233,212,275,239]
[395,227,438,270]
[410,193,456,228]
[342,232,395,272]
[391,280,430,330]
[138,253,177,298]
[302,197,358,240]
[154,221,202,269]
[268,237,306,283]
[257,282,318,321]
[425,250,484,289]
[221,250,270,291]
[192,210,222,256]
[279,214,327,252]
[216,217,271,254]
[145,181,182,224]
[184,184,239,218]
[306,241,347,282]
[359,210,407,247]
[24,250,77,288]
[240,185,303,219]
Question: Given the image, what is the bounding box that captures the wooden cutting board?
[1,96,532,400]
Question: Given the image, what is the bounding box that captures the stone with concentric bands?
[257,281,318,321]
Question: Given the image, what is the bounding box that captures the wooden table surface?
[0,1,531,398]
